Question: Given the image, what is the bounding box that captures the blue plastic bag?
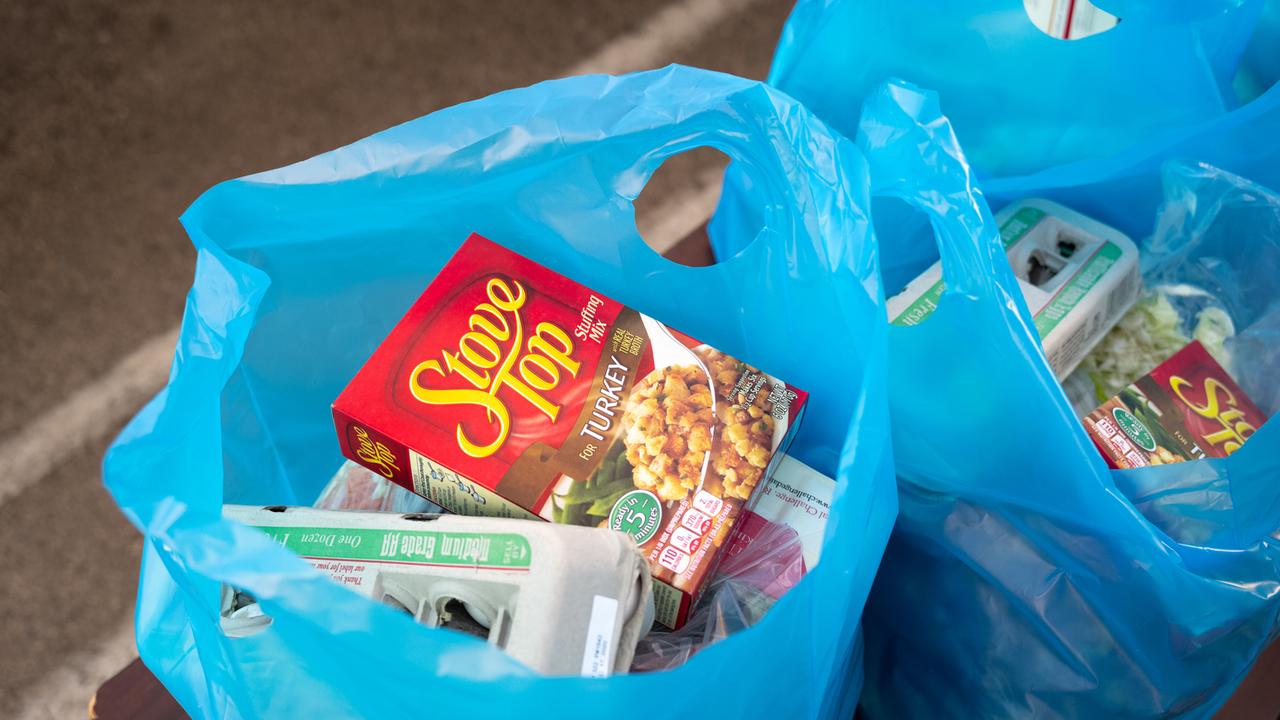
[724,79,1280,718]
[707,2,1280,716]
[102,65,897,719]
[766,0,1266,177]
[722,0,1280,257]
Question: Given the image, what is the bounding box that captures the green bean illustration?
[551,443,636,526]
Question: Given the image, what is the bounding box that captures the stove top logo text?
[352,425,400,478]
[409,277,581,458]
[1170,373,1258,455]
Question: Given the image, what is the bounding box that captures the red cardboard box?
[334,234,807,628]
[1084,340,1266,469]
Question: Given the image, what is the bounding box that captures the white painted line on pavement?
[14,617,136,720]
[569,0,765,76]
[0,327,179,507]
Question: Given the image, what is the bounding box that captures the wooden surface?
[84,628,1280,719]
[1216,640,1280,720]
[659,224,714,266]
[89,229,1279,719]
[90,658,185,720]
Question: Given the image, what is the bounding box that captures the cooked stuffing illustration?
[622,348,775,502]
[1146,445,1186,465]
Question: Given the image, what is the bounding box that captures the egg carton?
[220,505,653,677]
[889,198,1140,379]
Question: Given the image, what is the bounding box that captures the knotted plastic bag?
[763,0,1268,177]
[716,0,1280,286]
[102,65,897,719]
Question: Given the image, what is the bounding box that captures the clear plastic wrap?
[1145,161,1280,418]
[630,580,771,673]
[1071,160,1280,418]
[1064,285,1239,414]
[631,512,805,672]
[313,460,443,514]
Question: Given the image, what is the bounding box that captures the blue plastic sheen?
[717,79,1280,719]
[767,0,1264,178]
[720,0,1280,253]
[102,66,897,719]
[1237,0,1280,101]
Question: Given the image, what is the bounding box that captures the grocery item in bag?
[726,454,833,597]
[222,505,653,676]
[1062,285,1237,414]
[334,234,808,628]
[631,455,835,672]
[888,198,1140,379]
[1084,340,1266,469]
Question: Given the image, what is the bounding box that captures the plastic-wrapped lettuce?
[1192,304,1234,362]
[1064,286,1235,414]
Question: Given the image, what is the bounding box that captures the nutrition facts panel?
[409,451,540,521]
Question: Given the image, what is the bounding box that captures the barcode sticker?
[580,595,619,677]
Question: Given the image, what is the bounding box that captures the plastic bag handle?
[606,112,795,261]
[858,81,1024,311]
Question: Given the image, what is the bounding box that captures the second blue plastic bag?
[716,0,1280,289]
[729,79,1280,719]
[102,66,897,719]
[766,0,1269,178]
